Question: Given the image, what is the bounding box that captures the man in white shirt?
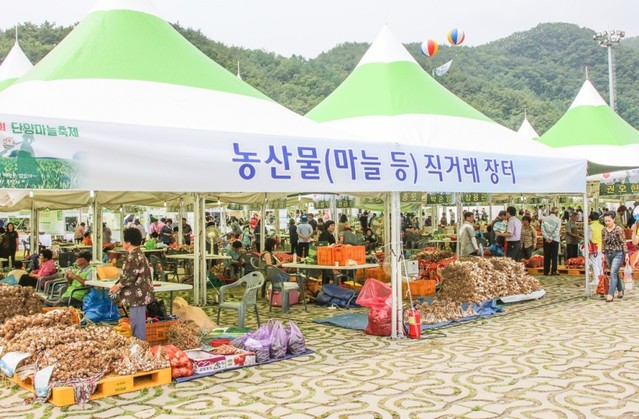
[296,215,313,258]
[459,211,479,256]
[541,207,562,276]
[496,206,522,260]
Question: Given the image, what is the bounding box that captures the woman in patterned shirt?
[601,212,629,302]
[110,228,155,339]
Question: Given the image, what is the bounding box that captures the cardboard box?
[225,352,257,369]
[185,350,227,375]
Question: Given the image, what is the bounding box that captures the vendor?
[225,240,245,279]
[260,238,283,268]
[318,221,336,245]
[46,250,95,308]
[339,224,360,246]
[110,228,155,340]
[19,249,57,288]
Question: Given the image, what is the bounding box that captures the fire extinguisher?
[405,308,421,339]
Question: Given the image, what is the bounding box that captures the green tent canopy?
[537,80,639,174]
[306,25,552,156]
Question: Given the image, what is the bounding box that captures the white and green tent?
[0,39,33,92]
[306,25,552,156]
[537,80,639,174]
[0,1,586,336]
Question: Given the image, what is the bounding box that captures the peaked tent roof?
[537,80,639,174]
[0,40,33,92]
[306,25,553,155]
[517,116,539,139]
[0,0,342,139]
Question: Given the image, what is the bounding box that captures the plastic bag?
[624,262,634,290]
[82,288,120,323]
[356,278,392,309]
[624,262,634,281]
[269,320,288,359]
[365,306,392,337]
[244,338,270,363]
[286,320,306,355]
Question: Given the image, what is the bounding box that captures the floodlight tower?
[593,30,625,112]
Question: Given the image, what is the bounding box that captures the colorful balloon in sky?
[447,28,465,45]
[420,39,438,57]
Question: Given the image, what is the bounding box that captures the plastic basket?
[42,307,82,325]
[145,320,178,346]
[317,247,335,266]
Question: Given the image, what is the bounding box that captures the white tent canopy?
[0,38,33,92]
[517,116,539,140]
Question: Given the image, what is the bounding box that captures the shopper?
[565,212,581,260]
[110,228,155,340]
[287,218,299,255]
[496,206,521,260]
[586,212,604,285]
[520,215,537,259]
[541,207,561,276]
[459,211,479,256]
[296,215,313,257]
[74,222,86,244]
[3,222,19,266]
[601,212,629,302]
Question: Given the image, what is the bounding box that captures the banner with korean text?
[0,115,586,194]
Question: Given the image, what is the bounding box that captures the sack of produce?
[269,320,288,359]
[244,338,270,363]
[285,320,306,355]
[150,344,193,378]
[356,278,391,310]
[365,306,392,337]
[172,297,218,332]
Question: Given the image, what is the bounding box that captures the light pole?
[593,30,625,112]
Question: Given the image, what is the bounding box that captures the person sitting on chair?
[225,240,245,279]
[19,249,56,288]
[261,238,283,268]
[46,250,95,308]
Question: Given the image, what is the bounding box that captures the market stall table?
[165,253,231,283]
[282,262,380,308]
[85,279,192,314]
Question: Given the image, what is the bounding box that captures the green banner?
[400,192,425,203]
[361,197,384,205]
[600,183,639,196]
[314,199,331,209]
[336,198,354,209]
[460,193,490,204]
[268,198,288,210]
[426,193,453,204]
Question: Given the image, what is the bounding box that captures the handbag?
[596,275,609,296]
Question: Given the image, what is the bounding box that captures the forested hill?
[1,22,638,134]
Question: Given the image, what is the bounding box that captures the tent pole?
[199,194,207,305]
[178,198,184,245]
[30,200,38,256]
[92,195,103,263]
[260,195,267,253]
[390,191,403,339]
[193,193,201,305]
[583,192,591,297]
[456,193,462,259]
[331,195,338,241]
[384,198,391,247]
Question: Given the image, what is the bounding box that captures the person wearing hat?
[46,250,95,308]
[296,214,313,258]
[541,207,561,276]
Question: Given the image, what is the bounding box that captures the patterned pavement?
[2,275,639,418]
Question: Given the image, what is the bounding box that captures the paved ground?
[2,275,639,418]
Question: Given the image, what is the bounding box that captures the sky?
[2,0,638,57]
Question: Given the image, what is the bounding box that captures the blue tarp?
[313,300,503,332]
